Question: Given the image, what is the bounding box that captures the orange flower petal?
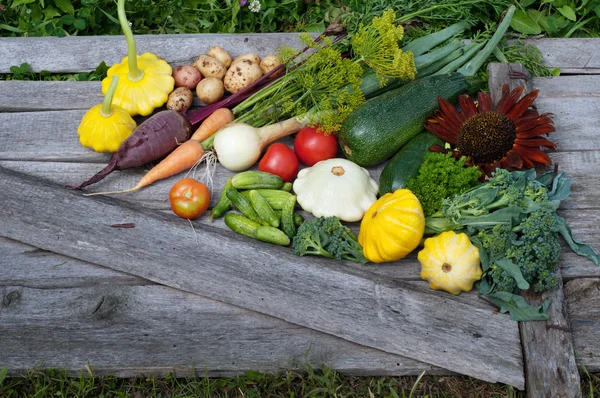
[477,92,493,112]
[520,146,552,166]
[517,124,556,138]
[515,137,557,150]
[438,96,465,124]
[502,150,524,169]
[512,146,536,169]
[424,121,458,144]
[506,90,540,120]
[497,85,525,115]
[459,94,478,119]
[516,115,554,132]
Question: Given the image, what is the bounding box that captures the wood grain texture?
[519,280,582,398]
[565,278,600,372]
[0,283,449,377]
[0,166,525,388]
[0,36,597,74]
[525,38,600,74]
[0,81,210,112]
[2,145,599,211]
[0,33,306,74]
[489,63,582,398]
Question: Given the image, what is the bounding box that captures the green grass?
[1,365,599,398]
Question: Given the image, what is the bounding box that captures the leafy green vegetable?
[406,152,482,217]
[425,168,599,321]
[486,292,551,321]
[292,216,368,264]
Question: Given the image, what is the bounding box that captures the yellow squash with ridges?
[418,231,482,295]
[358,188,424,263]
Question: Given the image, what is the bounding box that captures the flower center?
[457,111,517,164]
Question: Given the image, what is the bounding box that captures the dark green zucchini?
[378,132,443,196]
[338,73,476,167]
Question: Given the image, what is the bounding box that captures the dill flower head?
[351,9,416,84]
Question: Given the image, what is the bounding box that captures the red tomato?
[169,178,210,219]
[294,126,338,166]
[258,143,299,182]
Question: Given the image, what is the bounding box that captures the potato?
[166,87,194,112]
[224,59,263,94]
[260,54,284,78]
[208,46,233,68]
[196,77,225,104]
[232,53,261,65]
[194,55,227,80]
[172,65,202,89]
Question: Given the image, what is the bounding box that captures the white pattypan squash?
[292,158,378,222]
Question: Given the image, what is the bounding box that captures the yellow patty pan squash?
[78,76,136,153]
[101,0,174,116]
[418,231,482,295]
[358,189,425,263]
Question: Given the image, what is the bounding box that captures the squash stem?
[118,0,143,82]
[100,76,119,118]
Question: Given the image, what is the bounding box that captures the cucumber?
[378,132,443,196]
[338,73,473,167]
[209,177,233,220]
[224,213,261,239]
[241,189,294,210]
[226,188,262,224]
[248,190,280,228]
[231,171,283,190]
[255,226,291,246]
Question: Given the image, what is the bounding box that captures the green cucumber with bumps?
[338,73,476,167]
[378,132,443,196]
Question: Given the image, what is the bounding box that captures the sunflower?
[424,84,556,177]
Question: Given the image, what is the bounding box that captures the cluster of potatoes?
[166,46,283,112]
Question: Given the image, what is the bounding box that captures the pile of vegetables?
[65,1,600,322]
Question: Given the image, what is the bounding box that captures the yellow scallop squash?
[418,231,482,295]
[358,189,425,263]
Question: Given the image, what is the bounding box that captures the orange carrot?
[85,108,233,196]
[190,108,234,142]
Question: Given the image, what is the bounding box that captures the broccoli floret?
[293,216,368,264]
[483,208,562,295]
[478,223,515,262]
[406,152,482,217]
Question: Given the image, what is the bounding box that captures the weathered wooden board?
[0,33,306,74]
[526,39,600,74]
[490,62,583,398]
[0,166,525,388]
[1,147,598,210]
[0,36,597,74]
[520,278,581,397]
[0,81,209,112]
[0,282,450,378]
[565,278,600,372]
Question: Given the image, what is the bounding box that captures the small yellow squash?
[101,0,174,116]
[358,189,425,263]
[78,76,136,153]
[418,231,482,295]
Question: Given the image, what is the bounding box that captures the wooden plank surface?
[489,63,582,398]
[0,281,449,378]
[565,278,600,372]
[525,38,600,74]
[2,80,597,164]
[0,166,525,388]
[0,33,305,74]
[0,36,597,74]
[520,279,582,397]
